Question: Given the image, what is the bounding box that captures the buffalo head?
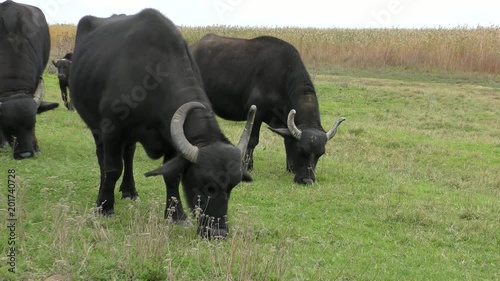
[0,79,59,159]
[146,102,256,238]
[269,109,345,184]
[52,58,71,81]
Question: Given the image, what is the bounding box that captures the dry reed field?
[49,24,500,74]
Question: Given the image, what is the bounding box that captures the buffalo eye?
[203,182,219,197]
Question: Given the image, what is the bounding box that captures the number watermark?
[6,169,17,273]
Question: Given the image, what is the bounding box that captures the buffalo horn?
[170,102,206,163]
[33,78,45,107]
[326,117,346,140]
[287,109,302,140]
[236,105,257,160]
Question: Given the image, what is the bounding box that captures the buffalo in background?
[52,52,74,110]
[0,0,59,159]
[191,34,345,184]
[70,9,255,238]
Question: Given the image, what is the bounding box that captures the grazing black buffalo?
[190,34,345,184]
[70,10,255,238]
[52,52,73,110]
[0,1,59,159]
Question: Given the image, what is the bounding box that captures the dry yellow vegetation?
[49,24,500,74]
[49,24,76,61]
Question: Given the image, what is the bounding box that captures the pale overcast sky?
[14,0,500,28]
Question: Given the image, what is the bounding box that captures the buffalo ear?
[267,126,293,138]
[37,102,59,114]
[145,155,189,178]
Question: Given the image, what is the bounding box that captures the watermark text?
[6,169,17,274]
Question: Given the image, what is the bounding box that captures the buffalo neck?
[284,63,323,129]
[286,88,323,130]
[183,109,230,148]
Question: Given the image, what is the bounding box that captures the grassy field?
[0,67,499,280]
[48,24,500,74]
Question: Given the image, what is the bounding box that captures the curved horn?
[33,78,45,107]
[170,102,206,163]
[237,105,257,160]
[326,117,346,140]
[287,109,302,140]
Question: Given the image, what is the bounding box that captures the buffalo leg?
[60,83,70,110]
[162,153,188,221]
[245,120,262,171]
[96,136,124,215]
[286,153,292,171]
[0,130,6,148]
[119,142,138,199]
[164,174,188,221]
[95,139,105,198]
[68,94,75,111]
[62,93,69,109]
[32,131,40,153]
[66,86,75,111]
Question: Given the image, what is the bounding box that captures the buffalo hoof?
[242,170,253,182]
[164,209,189,222]
[121,191,139,200]
[96,201,114,216]
[97,207,114,216]
[199,226,228,240]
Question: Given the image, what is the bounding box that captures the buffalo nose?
[15,151,34,159]
[300,178,315,185]
[21,151,32,158]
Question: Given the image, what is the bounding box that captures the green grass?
[1,68,499,280]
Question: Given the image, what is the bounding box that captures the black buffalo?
[0,0,59,159]
[190,34,345,184]
[52,52,73,110]
[70,10,255,238]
